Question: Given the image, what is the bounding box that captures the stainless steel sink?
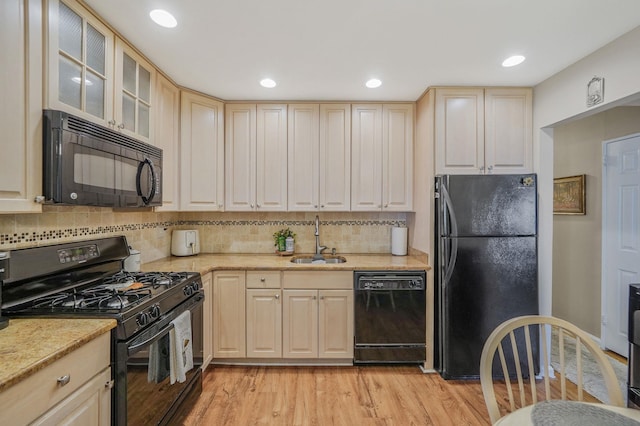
[290,255,347,264]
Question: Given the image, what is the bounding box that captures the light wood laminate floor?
[183,365,598,425]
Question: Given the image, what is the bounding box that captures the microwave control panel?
[57,244,99,264]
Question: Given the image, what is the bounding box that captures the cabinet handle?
[57,375,71,387]
[105,379,114,389]
[108,119,116,126]
[117,123,125,130]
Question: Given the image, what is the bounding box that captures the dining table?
[494,400,640,425]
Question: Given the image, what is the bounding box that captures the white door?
[603,134,640,356]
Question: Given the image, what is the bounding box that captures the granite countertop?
[0,318,116,392]
[142,253,430,275]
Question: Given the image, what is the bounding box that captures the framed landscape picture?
[553,174,586,215]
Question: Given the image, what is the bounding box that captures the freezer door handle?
[441,184,458,288]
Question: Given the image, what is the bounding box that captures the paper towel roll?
[391,226,408,256]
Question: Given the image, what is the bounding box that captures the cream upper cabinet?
[47,0,156,143]
[484,88,533,174]
[0,0,42,213]
[226,104,287,211]
[201,272,213,369]
[382,104,414,211]
[246,289,282,358]
[46,0,114,127]
[288,103,351,211]
[153,74,180,211]
[113,38,155,142]
[351,104,383,211]
[352,104,413,211]
[213,271,246,358]
[180,91,224,211]
[434,87,532,174]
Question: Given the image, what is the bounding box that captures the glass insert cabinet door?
[51,0,113,123]
[115,39,154,141]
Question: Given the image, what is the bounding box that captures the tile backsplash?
[0,206,407,264]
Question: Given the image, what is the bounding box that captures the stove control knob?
[192,282,200,292]
[149,304,161,319]
[136,312,149,327]
[183,285,193,297]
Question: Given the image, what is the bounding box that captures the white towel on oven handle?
[169,310,193,384]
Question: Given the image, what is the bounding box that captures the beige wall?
[552,106,640,336]
[0,207,406,264]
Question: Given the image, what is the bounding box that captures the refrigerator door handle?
[441,184,458,288]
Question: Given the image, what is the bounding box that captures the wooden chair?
[480,315,624,424]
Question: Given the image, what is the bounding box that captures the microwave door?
[63,143,116,206]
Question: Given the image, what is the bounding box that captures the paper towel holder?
[391,226,408,256]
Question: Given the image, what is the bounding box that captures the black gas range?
[0,236,204,425]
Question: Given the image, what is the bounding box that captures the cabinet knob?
[275,294,280,300]
[250,203,254,209]
[479,166,485,172]
[384,204,388,208]
[256,204,261,208]
[314,205,318,208]
[320,295,325,300]
[105,379,114,389]
[57,375,71,387]
[218,203,223,208]
[487,165,494,173]
[260,277,266,282]
[313,295,317,300]
[320,205,325,208]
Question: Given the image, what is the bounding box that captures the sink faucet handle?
[331,248,336,255]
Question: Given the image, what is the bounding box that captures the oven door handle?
[128,323,174,356]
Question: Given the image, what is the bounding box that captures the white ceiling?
[83,0,640,102]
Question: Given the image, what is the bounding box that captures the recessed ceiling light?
[502,55,526,67]
[149,9,177,28]
[365,78,382,88]
[260,78,276,88]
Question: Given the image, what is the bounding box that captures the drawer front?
[246,271,281,288]
[0,332,110,426]
[283,271,352,289]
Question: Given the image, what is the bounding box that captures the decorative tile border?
[0,219,406,246]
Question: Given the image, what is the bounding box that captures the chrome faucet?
[314,215,327,257]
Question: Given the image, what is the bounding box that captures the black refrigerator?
[434,174,539,380]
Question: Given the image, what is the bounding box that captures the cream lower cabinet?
[0,333,111,426]
[282,271,354,359]
[201,272,213,368]
[213,271,246,358]
[245,271,282,358]
[246,289,282,358]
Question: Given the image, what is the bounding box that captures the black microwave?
[43,110,162,208]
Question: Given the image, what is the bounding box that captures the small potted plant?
[273,228,296,254]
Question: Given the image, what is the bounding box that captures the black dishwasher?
[354,270,426,364]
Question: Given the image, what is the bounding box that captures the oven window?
[126,333,198,426]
